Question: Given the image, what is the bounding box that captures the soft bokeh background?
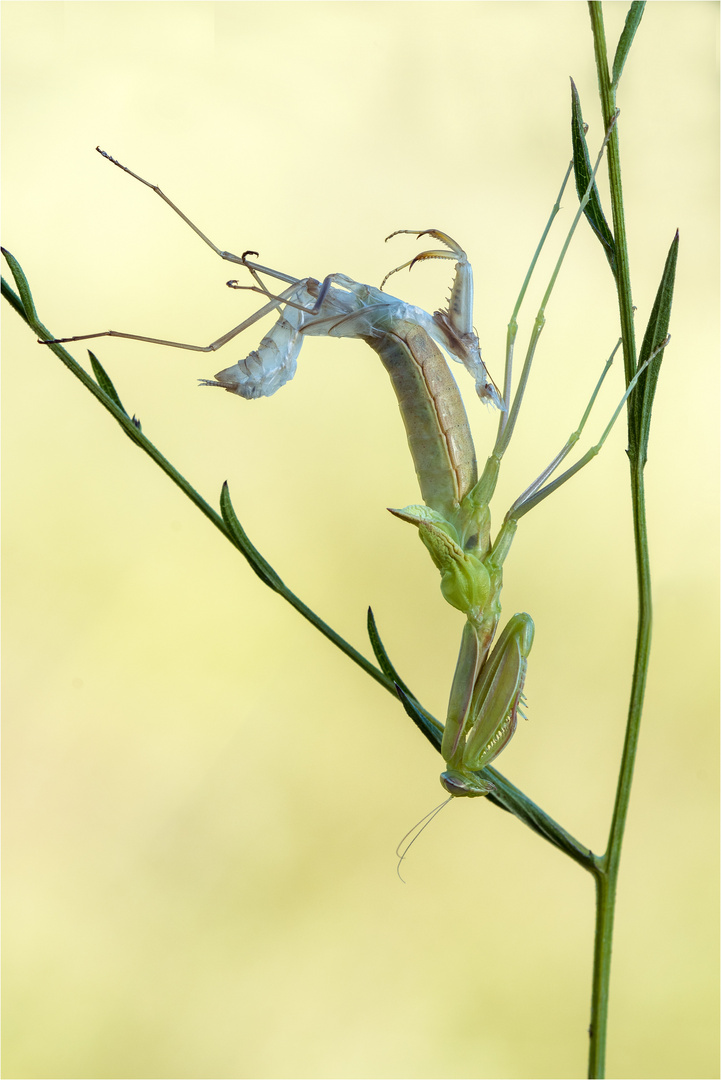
[3,3,718,1078]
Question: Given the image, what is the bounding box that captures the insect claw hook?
[380,230,471,291]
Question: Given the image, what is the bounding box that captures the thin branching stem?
[586,3,651,1076]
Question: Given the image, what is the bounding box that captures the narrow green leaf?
[1,247,38,324]
[612,1,646,89]
[87,350,145,443]
[367,607,446,746]
[366,607,415,700]
[629,230,679,465]
[570,79,617,277]
[88,350,128,414]
[1,275,27,321]
[219,482,284,591]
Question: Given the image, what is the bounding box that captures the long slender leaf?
[1,275,27,320]
[219,482,284,592]
[612,1,646,90]
[1,247,38,322]
[88,350,129,415]
[366,607,417,701]
[570,80,617,277]
[367,609,447,750]
[629,230,679,465]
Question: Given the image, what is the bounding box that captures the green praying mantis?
[41,124,662,800]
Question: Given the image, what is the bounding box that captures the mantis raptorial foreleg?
[382,229,503,409]
[439,614,534,797]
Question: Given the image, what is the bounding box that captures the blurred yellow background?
[2,3,718,1078]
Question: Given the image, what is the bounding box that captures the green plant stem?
[586,4,651,1076]
[588,462,652,1078]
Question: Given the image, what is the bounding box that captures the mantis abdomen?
[369,322,478,519]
